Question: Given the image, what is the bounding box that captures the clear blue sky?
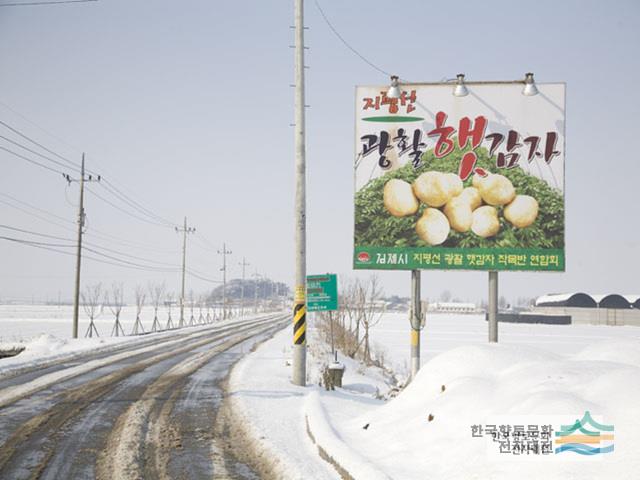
[0,0,638,303]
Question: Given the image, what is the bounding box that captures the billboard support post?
[410,269,422,381]
[488,271,498,343]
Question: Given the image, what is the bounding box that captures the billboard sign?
[307,274,338,312]
[354,82,565,271]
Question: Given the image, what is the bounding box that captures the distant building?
[428,302,478,314]
[533,293,640,326]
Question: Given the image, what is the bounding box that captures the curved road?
[0,313,288,480]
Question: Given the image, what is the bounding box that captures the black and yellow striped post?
[292,284,307,385]
[293,299,306,346]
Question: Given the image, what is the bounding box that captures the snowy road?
[0,313,288,480]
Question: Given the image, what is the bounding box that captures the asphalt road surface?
[0,313,288,480]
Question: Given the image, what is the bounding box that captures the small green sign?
[307,274,338,312]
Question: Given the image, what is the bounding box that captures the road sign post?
[307,274,339,361]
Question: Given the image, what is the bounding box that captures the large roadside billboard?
[354,82,565,271]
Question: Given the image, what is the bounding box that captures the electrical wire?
[0,224,73,242]
[99,180,177,227]
[0,119,79,170]
[85,186,174,229]
[0,0,98,7]
[0,144,66,175]
[0,134,80,173]
[313,0,392,78]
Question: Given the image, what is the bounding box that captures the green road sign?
[307,274,338,312]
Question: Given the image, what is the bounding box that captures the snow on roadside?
[230,313,640,480]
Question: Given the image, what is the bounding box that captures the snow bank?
[336,340,640,480]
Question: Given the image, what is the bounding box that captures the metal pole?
[180,217,187,326]
[329,310,336,362]
[488,271,498,342]
[72,154,85,339]
[292,0,307,386]
[410,269,421,381]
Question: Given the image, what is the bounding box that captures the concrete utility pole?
[176,217,195,327]
[488,271,498,342]
[239,257,250,318]
[218,243,232,319]
[409,269,423,381]
[253,270,260,313]
[70,154,100,339]
[292,0,307,386]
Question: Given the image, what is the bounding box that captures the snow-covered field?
[230,312,640,480]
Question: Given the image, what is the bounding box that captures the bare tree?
[148,281,166,333]
[360,275,385,364]
[82,282,102,338]
[131,285,146,335]
[165,292,175,329]
[108,282,125,337]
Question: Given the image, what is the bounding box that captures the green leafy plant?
[354,146,564,249]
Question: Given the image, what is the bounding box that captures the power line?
[85,186,174,229]
[0,133,80,173]
[99,180,177,227]
[1,108,177,231]
[0,119,79,170]
[0,144,67,175]
[0,191,175,254]
[313,0,392,78]
[0,0,98,7]
[0,223,180,269]
[0,224,73,242]
[0,100,81,155]
[0,234,179,273]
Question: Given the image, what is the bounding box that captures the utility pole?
[292,0,307,386]
[175,217,195,327]
[488,271,498,342]
[218,243,232,319]
[239,257,250,318]
[68,154,100,339]
[253,270,260,313]
[409,270,423,381]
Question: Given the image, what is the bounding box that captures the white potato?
[504,195,539,228]
[457,186,482,210]
[472,172,488,189]
[415,208,450,245]
[471,205,500,238]
[444,173,464,198]
[478,174,516,206]
[412,171,451,207]
[383,179,419,217]
[444,196,473,233]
